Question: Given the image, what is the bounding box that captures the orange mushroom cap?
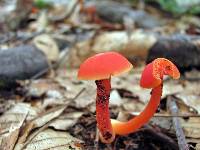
[140,58,180,88]
[78,52,133,80]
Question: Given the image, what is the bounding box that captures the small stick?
[167,96,189,150]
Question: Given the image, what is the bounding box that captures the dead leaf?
[49,111,84,130]
[176,94,200,114]
[162,80,183,98]
[27,79,66,99]
[55,72,96,109]
[196,143,200,149]
[0,103,39,150]
[17,105,68,144]
[180,117,200,138]
[0,109,28,150]
[14,128,83,150]
[175,80,200,114]
[33,34,59,63]
[0,103,38,134]
[150,115,173,131]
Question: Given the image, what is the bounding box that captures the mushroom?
[111,58,180,135]
[78,52,132,143]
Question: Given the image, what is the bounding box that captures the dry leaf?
[33,106,67,128]
[33,34,59,63]
[49,112,84,130]
[180,117,200,138]
[0,103,39,150]
[150,115,173,131]
[176,94,200,114]
[162,80,183,98]
[17,105,68,144]
[0,103,38,134]
[27,79,65,99]
[55,72,96,109]
[15,128,83,150]
[196,143,200,149]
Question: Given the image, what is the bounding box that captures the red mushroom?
[78,52,132,143]
[111,58,180,135]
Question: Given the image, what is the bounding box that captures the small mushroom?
[78,52,132,143]
[111,58,180,135]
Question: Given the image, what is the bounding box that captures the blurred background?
[0,0,200,150]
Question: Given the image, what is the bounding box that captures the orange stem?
[111,84,162,135]
[95,79,115,143]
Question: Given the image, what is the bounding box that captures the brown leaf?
[180,117,200,138]
[27,79,65,98]
[0,103,38,134]
[55,73,96,109]
[176,94,200,114]
[14,128,83,150]
[0,103,37,150]
[33,34,59,63]
[49,111,84,130]
[18,105,68,144]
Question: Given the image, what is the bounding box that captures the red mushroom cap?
[140,58,180,88]
[78,52,133,80]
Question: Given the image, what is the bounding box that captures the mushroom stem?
[95,78,115,143]
[111,84,162,135]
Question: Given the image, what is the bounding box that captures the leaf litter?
[1,0,200,149]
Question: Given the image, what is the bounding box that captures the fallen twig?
[167,96,189,150]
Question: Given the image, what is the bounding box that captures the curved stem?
[111,84,162,135]
[95,79,115,143]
